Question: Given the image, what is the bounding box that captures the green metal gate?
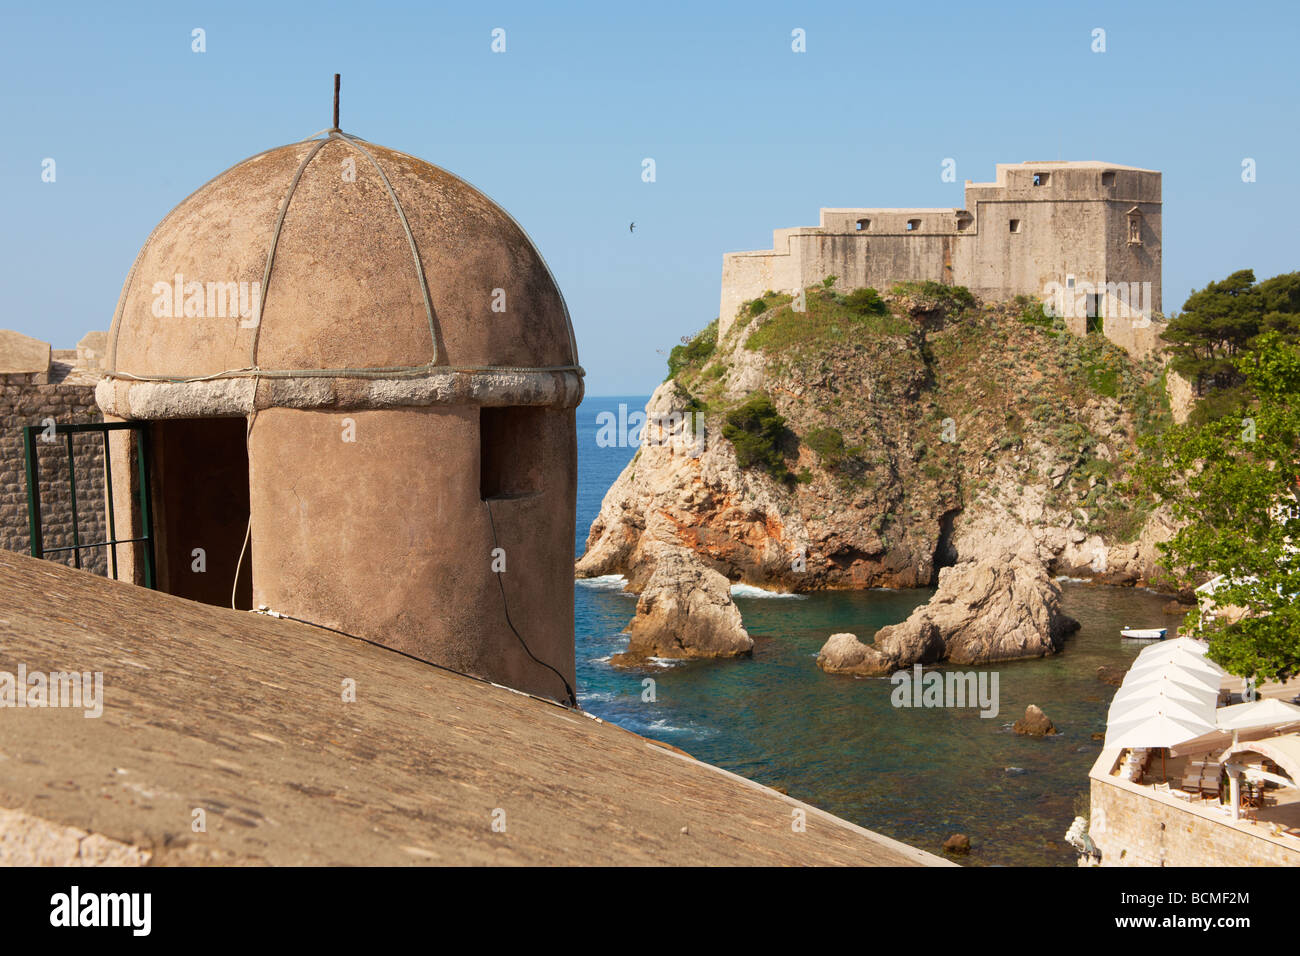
[22,421,156,588]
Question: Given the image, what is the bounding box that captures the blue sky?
[2,0,1296,394]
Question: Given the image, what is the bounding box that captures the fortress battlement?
[720,161,1164,358]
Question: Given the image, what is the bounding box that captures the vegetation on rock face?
[843,287,888,316]
[744,286,910,354]
[643,281,1198,595]
[722,392,793,483]
[803,426,847,468]
[666,319,718,382]
[890,280,976,314]
[1138,331,1300,681]
[1016,294,1058,333]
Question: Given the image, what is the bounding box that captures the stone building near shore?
[719,160,1164,358]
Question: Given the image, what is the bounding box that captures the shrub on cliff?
[723,393,792,482]
[843,287,888,316]
[804,426,849,470]
[891,280,976,313]
[666,320,717,380]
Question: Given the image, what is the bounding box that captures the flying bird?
[629,221,636,233]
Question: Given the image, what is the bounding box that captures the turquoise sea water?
[574,396,1169,866]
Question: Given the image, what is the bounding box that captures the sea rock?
[816,632,896,676]
[942,834,971,854]
[1013,704,1057,736]
[929,559,1080,664]
[816,557,1078,672]
[881,558,1078,668]
[950,504,1182,591]
[1163,599,1194,617]
[613,547,753,664]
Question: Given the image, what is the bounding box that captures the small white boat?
[1120,626,1167,641]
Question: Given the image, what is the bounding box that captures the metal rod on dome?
[333,74,340,130]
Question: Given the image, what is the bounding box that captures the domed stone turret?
[98,127,582,703]
[102,132,580,411]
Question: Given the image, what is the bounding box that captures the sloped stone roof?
[0,551,946,866]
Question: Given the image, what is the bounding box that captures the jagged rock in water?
[929,559,1080,665]
[1013,704,1058,736]
[816,557,1079,673]
[613,548,753,664]
[942,833,971,854]
[816,626,942,677]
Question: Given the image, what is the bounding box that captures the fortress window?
[480,407,544,500]
[1009,219,1021,233]
[906,219,920,232]
[1032,172,1050,187]
[855,218,870,231]
[1102,170,1116,187]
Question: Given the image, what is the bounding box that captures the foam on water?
[646,656,687,668]
[730,583,805,599]
[577,574,631,592]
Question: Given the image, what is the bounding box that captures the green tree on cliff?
[1140,331,1300,681]
[723,393,793,483]
[1162,270,1300,411]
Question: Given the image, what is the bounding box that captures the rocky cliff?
[579,284,1179,609]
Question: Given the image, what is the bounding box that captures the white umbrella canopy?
[1104,704,1219,750]
[1129,643,1220,669]
[1108,690,1218,728]
[1216,698,1300,732]
[1122,662,1223,692]
[1133,638,1221,669]
[1105,636,1224,752]
[1122,656,1225,695]
[1143,636,1211,657]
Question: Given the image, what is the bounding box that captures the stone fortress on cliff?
[719,161,1165,358]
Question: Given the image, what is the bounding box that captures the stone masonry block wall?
[1090,777,1300,867]
[0,377,107,575]
[719,163,1164,358]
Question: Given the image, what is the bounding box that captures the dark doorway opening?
[150,418,252,609]
[1085,294,1104,334]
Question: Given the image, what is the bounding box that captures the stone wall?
[718,161,1165,360]
[1089,767,1300,867]
[0,375,108,575]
